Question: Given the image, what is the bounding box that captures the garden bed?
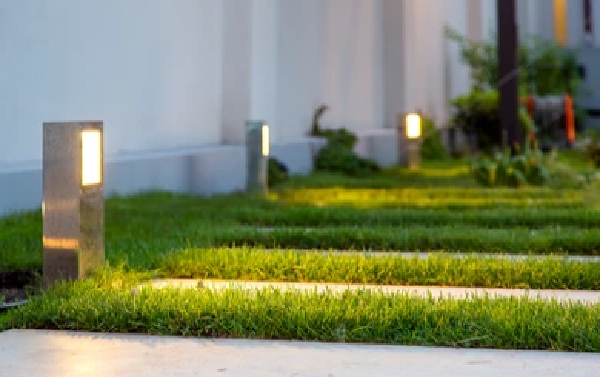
[0,269,37,312]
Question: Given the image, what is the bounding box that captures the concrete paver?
[151,279,600,303]
[0,330,598,377]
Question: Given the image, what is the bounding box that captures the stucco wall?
[275,0,385,140]
[0,0,224,165]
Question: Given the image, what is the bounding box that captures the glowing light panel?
[406,113,422,140]
[262,124,270,156]
[81,130,102,186]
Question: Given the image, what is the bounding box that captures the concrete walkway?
[150,280,600,303]
[0,330,598,377]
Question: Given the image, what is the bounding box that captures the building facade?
[1,0,599,214]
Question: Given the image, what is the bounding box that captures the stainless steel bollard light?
[398,113,422,170]
[42,121,105,287]
[246,120,269,195]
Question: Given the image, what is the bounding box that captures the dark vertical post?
[497,0,521,153]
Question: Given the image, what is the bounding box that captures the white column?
[481,0,498,41]
[518,0,540,39]
[401,0,448,125]
[567,0,584,46]
[594,0,600,47]
[445,0,471,101]
[249,0,278,143]
[382,0,406,128]
[466,0,484,41]
[221,0,278,144]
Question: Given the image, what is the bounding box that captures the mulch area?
[0,270,39,304]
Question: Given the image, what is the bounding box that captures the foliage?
[310,104,329,136]
[451,89,535,152]
[586,129,600,168]
[470,145,598,190]
[268,158,288,188]
[470,146,551,187]
[308,105,380,176]
[313,128,380,177]
[3,275,599,351]
[162,248,600,290]
[446,27,586,147]
[420,117,449,160]
[445,27,582,96]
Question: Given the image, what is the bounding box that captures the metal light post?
[43,121,105,287]
[246,120,269,195]
[398,112,423,170]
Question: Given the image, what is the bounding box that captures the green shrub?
[446,27,586,140]
[469,146,595,188]
[586,130,600,168]
[308,105,379,176]
[268,158,289,188]
[445,27,582,96]
[310,104,329,136]
[470,147,552,188]
[313,128,380,177]
[451,90,534,153]
[421,117,449,160]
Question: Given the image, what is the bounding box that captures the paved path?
[151,280,600,303]
[0,330,597,377]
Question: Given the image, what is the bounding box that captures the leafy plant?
[446,27,587,141]
[421,117,449,160]
[470,146,553,188]
[445,27,582,96]
[469,145,595,189]
[268,158,289,188]
[310,104,330,136]
[586,129,600,168]
[451,90,535,153]
[308,105,378,176]
[314,141,380,177]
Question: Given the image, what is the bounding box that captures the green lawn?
[1,155,599,350]
[1,271,598,352]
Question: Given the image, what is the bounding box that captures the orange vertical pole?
[565,95,575,147]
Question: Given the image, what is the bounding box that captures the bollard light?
[397,112,422,170]
[405,113,422,140]
[43,121,105,287]
[262,124,270,157]
[246,120,269,195]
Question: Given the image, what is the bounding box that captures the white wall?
[276,0,384,140]
[594,0,600,46]
[0,0,223,165]
[401,0,472,127]
[0,0,483,167]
